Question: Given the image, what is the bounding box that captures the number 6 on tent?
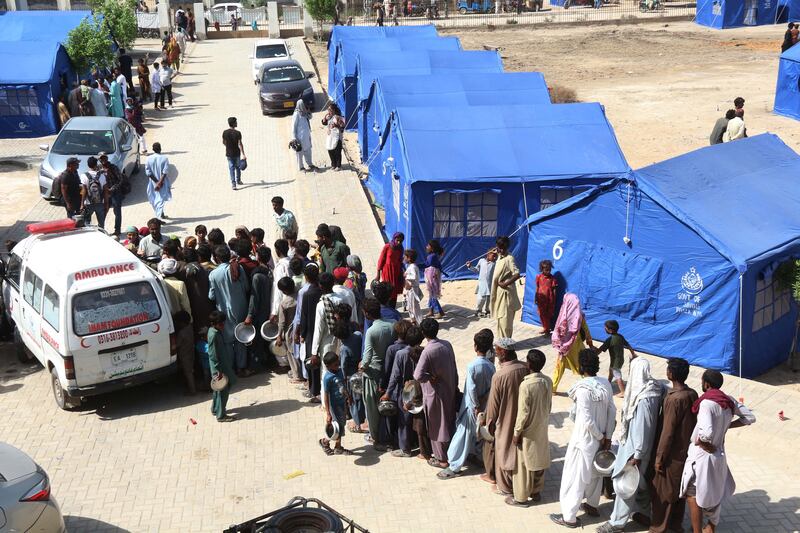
[552,239,564,261]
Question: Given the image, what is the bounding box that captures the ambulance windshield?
[72,282,161,336]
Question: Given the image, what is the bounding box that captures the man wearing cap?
[80,156,109,228]
[122,225,141,253]
[160,258,196,394]
[99,152,126,236]
[551,350,615,529]
[482,337,529,496]
[59,157,82,218]
[144,142,172,219]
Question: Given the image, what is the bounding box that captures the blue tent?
[0,41,74,138]
[326,25,439,91]
[348,49,503,131]
[329,37,463,128]
[774,44,800,119]
[375,103,629,279]
[0,11,93,137]
[360,72,551,198]
[0,10,92,42]
[521,134,800,378]
[695,0,778,28]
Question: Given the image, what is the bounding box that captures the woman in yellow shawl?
[550,293,594,394]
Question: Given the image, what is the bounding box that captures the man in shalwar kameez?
[413,317,458,467]
[506,349,552,506]
[680,370,755,533]
[437,329,496,480]
[144,142,172,219]
[208,246,250,374]
[482,337,529,495]
[551,350,616,529]
[596,358,664,533]
[489,236,521,338]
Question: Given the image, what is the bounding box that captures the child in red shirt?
[535,259,557,334]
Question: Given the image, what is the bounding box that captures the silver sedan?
[0,442,66,532]
[38,116,140,199]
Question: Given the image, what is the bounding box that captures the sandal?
[427,457,447,469]
[595,523,624,533]
[319,438,334,456]
[333,446,354,455]
[436,468,458,480]
[391,449,413,458]
[581,503,600,517]
[505,495,530,507]
[549,514,580,529]
[217,415,236,423]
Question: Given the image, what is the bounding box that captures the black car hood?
[260,78,311,95]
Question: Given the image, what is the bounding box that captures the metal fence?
[337,0,695,27]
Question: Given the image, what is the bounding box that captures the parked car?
[38,117,140,200]
[257,60,315,115]
[0,442,66,532]
[250,38,291,83]
[205,2,244,23]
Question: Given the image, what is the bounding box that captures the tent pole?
[521,182,530,231]
[738,273,744,399]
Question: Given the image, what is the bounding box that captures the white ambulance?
[2,219,177,410]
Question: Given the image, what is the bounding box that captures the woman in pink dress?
[377,232,404,308]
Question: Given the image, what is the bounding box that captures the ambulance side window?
[42,285,60,331]
[5,253,21,289]
[22,269,43,313]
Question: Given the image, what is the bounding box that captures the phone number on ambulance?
[88,314,150,334]
[96,327,142,344]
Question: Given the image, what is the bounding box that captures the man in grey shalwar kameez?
[208,246,250,374]
[596,357,664,533]
[413,317,458,467]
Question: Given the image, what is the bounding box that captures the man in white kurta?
[680,369,755,533]
[551,350,616,528]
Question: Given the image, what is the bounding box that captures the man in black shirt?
[118,48,135,94]
[222,116,246,190]
[59,157,82,218]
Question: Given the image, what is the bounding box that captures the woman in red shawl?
[377,232,404,307]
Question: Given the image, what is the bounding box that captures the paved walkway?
[0,37,799,532]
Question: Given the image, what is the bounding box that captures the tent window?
[0,88,40,117]
[752,277,791,332]
[539,186,592,211]
[433,191,497,239]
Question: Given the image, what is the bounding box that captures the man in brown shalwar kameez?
[482,337,529,496]
[648,357,698,533]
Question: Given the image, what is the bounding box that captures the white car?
[205,2,244,23]
[250,38,291,83]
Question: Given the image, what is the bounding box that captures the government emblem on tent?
[681,267,703,295]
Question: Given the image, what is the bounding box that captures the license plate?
[111,348,138,366]
[283,101,295,108]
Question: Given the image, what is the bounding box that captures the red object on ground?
[779,411,786,421]
[190,418,197,425]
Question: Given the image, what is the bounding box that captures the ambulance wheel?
[51,367,80,410]
[14,326,35,364]
[459,6,467,13]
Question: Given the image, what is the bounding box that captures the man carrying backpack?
[99,152,129,236]
[80,156,109,228]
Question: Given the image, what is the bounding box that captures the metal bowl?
[593,449,616,476]
[234,322,256,345]
[210,372,228,392]
[348,373,364,395]
[614,463,640,500]
[378,400,398,417]
[401,380,423,414]
[270,339,290,367]
[324,420,340,441]
[261,321,280,341]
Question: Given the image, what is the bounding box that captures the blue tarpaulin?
[329,37,463,127]
[375,103,629,279]
[327,25,439,91]
[521,133,800,378]
[774,43,800,119]
[695,0,779,28]
[0,11,92,138]
[359,72,551,164]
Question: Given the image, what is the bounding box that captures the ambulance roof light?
[27,219,78,235]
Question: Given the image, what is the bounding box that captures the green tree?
[305,0,337,23]
[65,16,115,76]
[89,0,138,50]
